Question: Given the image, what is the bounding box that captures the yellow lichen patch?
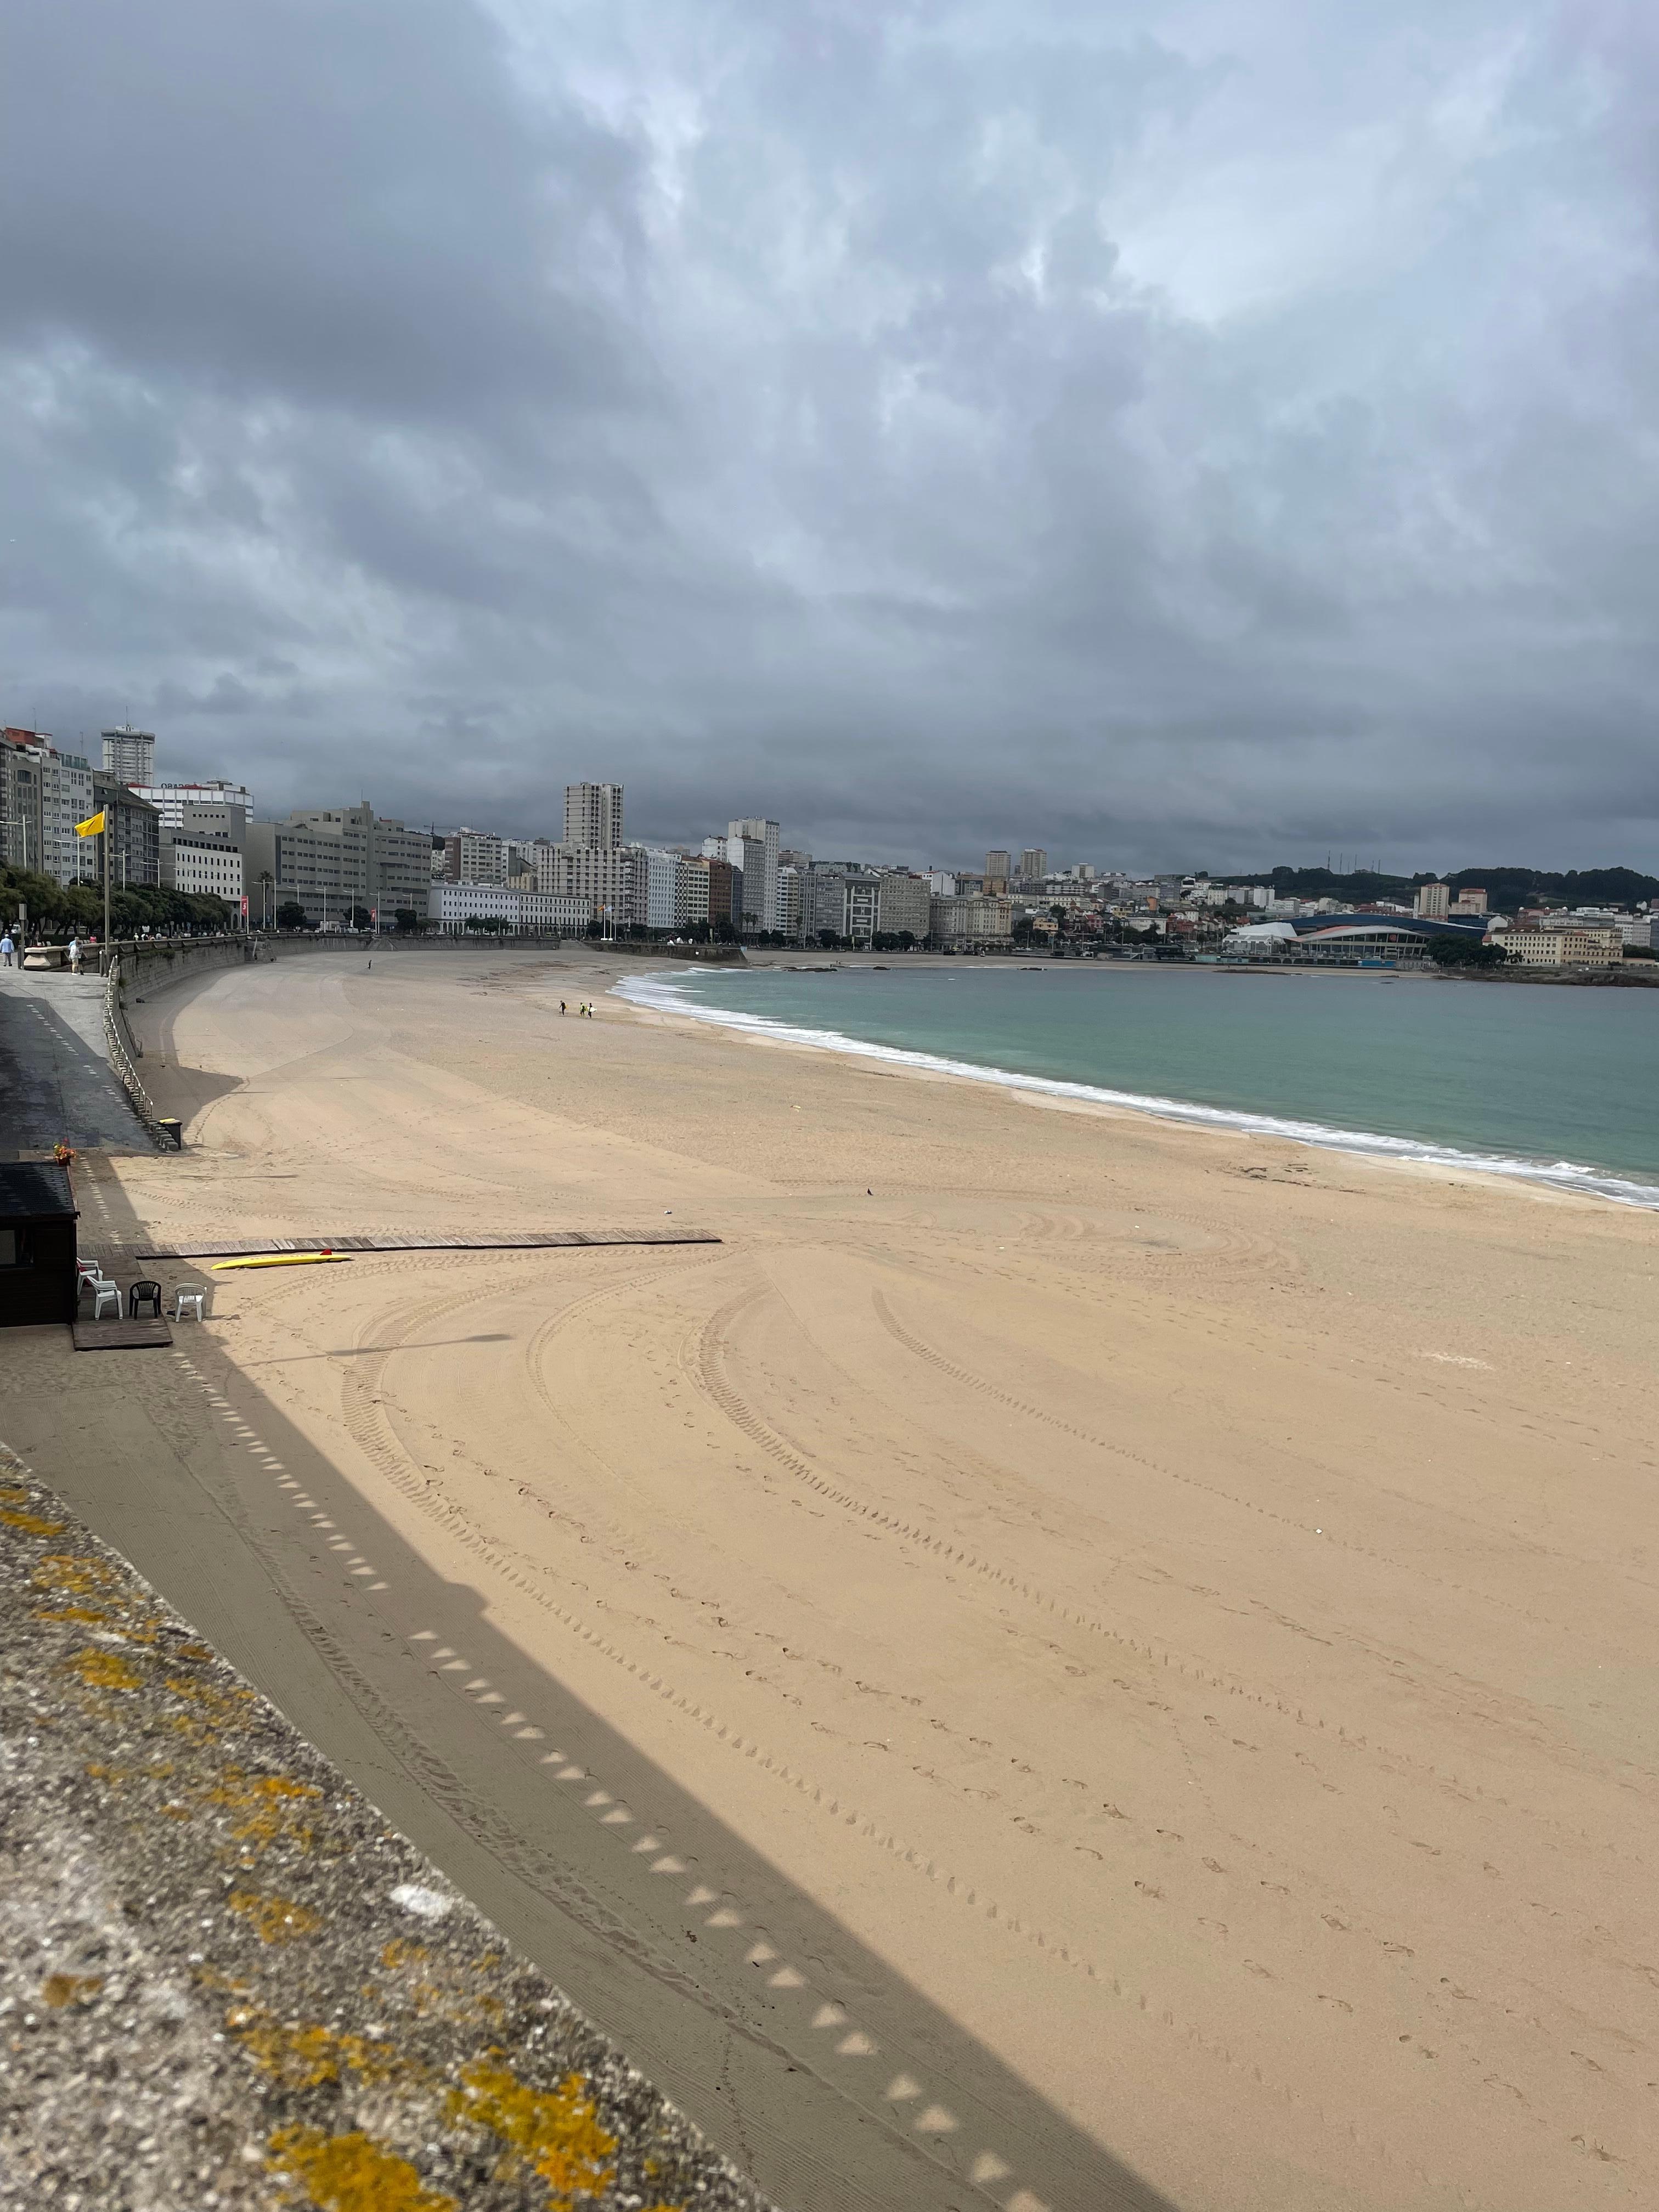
[176,1641,215,1662]
[32,1554,120,1595]
[267,2126,455,2212]
[35,1604,115,1626]
[227,2002,404,2092]
[449,2059,617,2209]
[68,1646,142,1692]
[379,1937,428,1972]
[0,1485,29,1505]
[41,1973,104,2010]
[2,1506,66,1535]
[208,1770,324,1856]
[227,1890,323,1945]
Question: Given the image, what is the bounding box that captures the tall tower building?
[1019,848,1048,882]
[727,817,780,930]
[985,849,1011,889]
[564,782,624,849]
[101,726,156,783]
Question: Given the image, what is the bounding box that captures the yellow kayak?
[211,1251,353,1271]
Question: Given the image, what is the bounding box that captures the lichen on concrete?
[0,1451,775,2212]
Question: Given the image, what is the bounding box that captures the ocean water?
[615,962,1659,1207]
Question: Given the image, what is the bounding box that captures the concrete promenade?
[0,1448,771,2212]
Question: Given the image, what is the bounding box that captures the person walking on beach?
[560,1000,567,1015]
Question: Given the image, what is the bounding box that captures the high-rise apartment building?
[727,817,780,931]
[101,726,156,783]
[1414,882,1451,919]
[1019,848,1048,882]
[564,783,624,850]
[984,849,1011,888]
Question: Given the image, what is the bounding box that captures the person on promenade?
[0,932,12,969]
[68,936,81,974]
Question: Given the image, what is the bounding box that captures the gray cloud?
[1,0,1655,870]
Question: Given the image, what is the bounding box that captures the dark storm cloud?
[1,0,1655,869]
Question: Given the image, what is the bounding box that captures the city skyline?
[3,3,1657,871]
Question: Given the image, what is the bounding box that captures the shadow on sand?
[22,1152,1181,2212]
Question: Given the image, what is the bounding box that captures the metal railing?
[101,954,172,1149]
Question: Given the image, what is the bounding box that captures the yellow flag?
[75,810,106,837]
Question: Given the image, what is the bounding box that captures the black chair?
[128,1279,163,1318]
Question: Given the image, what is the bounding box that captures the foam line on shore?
[613,969,1659,1211]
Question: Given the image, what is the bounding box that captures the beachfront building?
[776,862,804,941]
[727,818,780,931]
[644,848,678,931]
[246,804,431,927]
[91,773,163,889]
[162,833,243,902]
[428,884,589,935]
[565,782,624,849]
[1,730,100,886]
[1502,925,1623,967]
[929,891,1015,949]
[442,829,507,884]
[535,840,648,928]
[807,864,883,945]
[673,854,711,928]
[876,869,932,940]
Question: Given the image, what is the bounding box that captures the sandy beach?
[9,941,1658,2211]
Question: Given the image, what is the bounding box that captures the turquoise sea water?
[616,962,1659,1207]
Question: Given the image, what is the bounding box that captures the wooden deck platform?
[71,1316,174,1351]
[127,1229,720,1260]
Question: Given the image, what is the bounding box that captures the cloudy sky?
[2,1,1655,872]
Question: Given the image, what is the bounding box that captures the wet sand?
[8,942,1658,2211]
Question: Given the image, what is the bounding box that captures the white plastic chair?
[92,1283,121,1320]
[173,1285,206,1322]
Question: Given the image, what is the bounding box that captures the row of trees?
[0,865,236,938]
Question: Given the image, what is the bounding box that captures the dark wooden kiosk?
[0,1161,78,1327]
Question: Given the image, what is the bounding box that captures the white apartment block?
[131,780,255,832]
[565,782,624,849]
[428,884,590,934]
[644,848,678,931]
[163,836,244,901]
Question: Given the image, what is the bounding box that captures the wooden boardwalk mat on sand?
[72,1316,174,1351]
[127,1229,720,1260]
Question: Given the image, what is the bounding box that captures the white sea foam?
[613,968,1659,1211]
